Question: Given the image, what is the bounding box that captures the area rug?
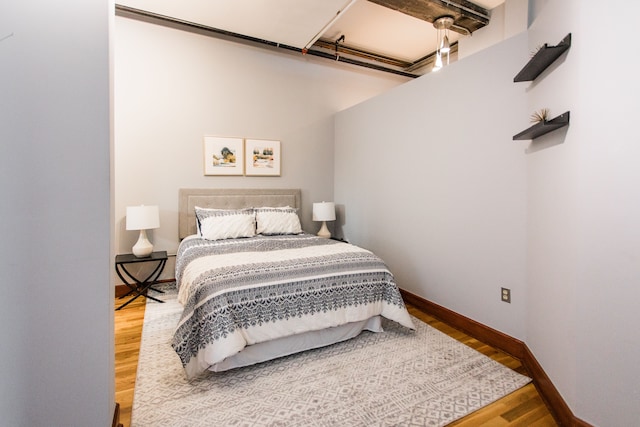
[131,284,530,426]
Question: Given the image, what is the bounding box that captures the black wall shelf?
[514,33,571,82]
[513,111,570,140]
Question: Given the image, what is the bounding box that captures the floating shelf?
[514,33,571,82]
[513,111,570,140]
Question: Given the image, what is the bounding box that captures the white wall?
[114,15,406,279]
[524,0,579,414]
[0,1,113,425]
[525,1,640,425]
[335,0,640,425]
[335,33,529,340]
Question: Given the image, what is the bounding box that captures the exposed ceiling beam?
[313,38,414,69]
[367,0,490,34]
[115,1,492,78]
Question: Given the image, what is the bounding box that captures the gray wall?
[335,34,529,340]
[335,0,640,425]
[0,0,113,425]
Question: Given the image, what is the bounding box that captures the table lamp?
[312,201,336,239]
[126,205,160,258]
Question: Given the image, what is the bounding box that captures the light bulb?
[440,35,450,53]
[433,53,443,71]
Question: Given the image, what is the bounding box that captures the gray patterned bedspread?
[172,233,415,378]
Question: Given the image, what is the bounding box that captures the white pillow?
[255,207,302,235]
[195,207,256,240]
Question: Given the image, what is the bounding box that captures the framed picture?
[245,139,281,176]
[203,136,244,176]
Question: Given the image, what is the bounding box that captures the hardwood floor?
[115,296,146,427]
[115,298,559,427]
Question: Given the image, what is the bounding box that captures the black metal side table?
[115,250,167,310]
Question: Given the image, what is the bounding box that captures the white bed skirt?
[209,316,383,372]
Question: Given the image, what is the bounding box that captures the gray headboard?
[178,188,302,239]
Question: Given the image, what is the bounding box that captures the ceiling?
[116,0,505,77]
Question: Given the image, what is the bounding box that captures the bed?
[172,188,415,378]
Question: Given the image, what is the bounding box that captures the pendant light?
[433,16,454,72]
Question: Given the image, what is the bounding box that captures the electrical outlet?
[501,287,511,303]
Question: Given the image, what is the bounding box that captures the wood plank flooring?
[115,297,559,427]
[115,296,146,427]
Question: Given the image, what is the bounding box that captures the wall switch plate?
[501,287,511,303]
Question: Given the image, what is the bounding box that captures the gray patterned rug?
[132,284,530,426]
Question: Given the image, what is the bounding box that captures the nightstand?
[115,250,167,310]
[330,236,349,243]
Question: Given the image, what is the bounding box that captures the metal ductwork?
[368,0,490,35]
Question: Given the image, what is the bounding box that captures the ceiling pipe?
[441,0,490,20]
[314,38,414,69]
[305,48,419,77]
[303,0,358,52]
[115,4,419,78]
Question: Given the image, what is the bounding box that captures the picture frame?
[203,136,244,176]
[244,139,281,176]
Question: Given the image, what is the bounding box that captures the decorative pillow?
[194,206,224,235]
[255,207,302,235]
[195,207,256,240]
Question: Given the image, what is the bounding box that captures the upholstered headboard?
[178,188,302,239]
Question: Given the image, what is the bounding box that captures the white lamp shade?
[312,202,336,222]
[126,205,160,230]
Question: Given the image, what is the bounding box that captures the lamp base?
[317,221,331,239]
[132,229,154,258]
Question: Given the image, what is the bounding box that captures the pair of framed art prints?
[203,136,281,176]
